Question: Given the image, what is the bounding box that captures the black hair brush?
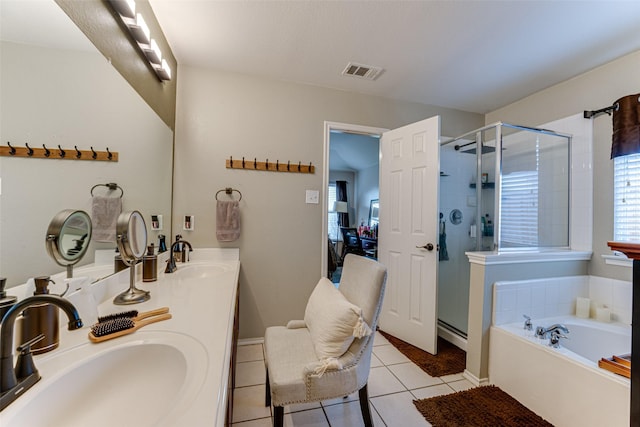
[97,306,169,323]
[89,312,172,343]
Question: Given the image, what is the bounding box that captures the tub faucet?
[165,236,193,273]
[535,323,570,339]
[523,315,532,331]
[548,330,568,348]
[0,294,83,410]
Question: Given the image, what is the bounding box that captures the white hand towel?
[91,195,121,242]
[216,200,240,242]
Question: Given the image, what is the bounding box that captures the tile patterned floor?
[232,332,475,426]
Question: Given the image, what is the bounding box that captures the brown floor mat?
[414,385,554,427]
[378,330,466,377]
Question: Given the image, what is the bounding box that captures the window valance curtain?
[611,93,640,159]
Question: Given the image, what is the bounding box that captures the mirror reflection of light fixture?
[107,0,172,82]
[333,201,348,246]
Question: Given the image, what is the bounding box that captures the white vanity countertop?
[1,248,240,427]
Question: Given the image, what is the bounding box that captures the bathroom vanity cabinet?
[1,249,240,427]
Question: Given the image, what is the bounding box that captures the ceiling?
[149,0,640,114]
[329,132,380,172]
[0,0,95,52]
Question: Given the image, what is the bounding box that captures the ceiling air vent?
[342,62,383,81]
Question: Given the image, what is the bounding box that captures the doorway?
[321,122,387,281]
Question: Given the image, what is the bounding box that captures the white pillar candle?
[596,307,611,323]
[576,297,590,318]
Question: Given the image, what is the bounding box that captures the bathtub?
[489,316,630,427]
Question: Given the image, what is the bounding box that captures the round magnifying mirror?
[46,209,92,278]
[114,211,150,305]
[116,211,147,266]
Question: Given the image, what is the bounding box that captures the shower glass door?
[438,123,571,338]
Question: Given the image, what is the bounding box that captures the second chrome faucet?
[165,234,193,273]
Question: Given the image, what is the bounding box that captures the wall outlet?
[305,190,319,204]
[183,215,194,231]
[151,214,163,230]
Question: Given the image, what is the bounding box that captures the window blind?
[328,184,338,241]
[614,153,640,242]
[500,170,539,246]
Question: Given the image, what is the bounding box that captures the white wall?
[486,49,640,282]
[0,41,173,286]
[173,65,484,339]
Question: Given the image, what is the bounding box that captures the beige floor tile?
[283,408,330,427]
[373,331,390,347]
[232,417,272,426]
[373,344,411,366]
[368,366,406,397]
[324,399,385,427]
[388,362,443,390]
[447,379,475,392]
[439,372,464,383]
[233,384,272,423]
[284,401,321,414]
[237,344,264,363]
[369,353,383,368]
[236,360,266,387]
[370,391,431,426]
[411,383,455,400]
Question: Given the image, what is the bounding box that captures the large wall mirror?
[0,0,173,286]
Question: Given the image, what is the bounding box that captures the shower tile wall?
[493,275,632,326]
[545,114,594,251]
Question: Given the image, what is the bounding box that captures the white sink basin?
[174,263,234,280]
[1,331,208,427]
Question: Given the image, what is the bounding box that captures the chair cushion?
[264,326,318,405]
[304,277,371,360]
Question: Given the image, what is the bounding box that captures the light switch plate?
[305,190,319,204]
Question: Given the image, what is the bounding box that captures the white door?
[378,116,440,354]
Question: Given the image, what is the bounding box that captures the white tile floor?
[232,332,475,426]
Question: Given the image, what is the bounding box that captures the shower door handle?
[416,243,434,251]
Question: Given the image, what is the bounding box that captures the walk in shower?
[438,122,572,337]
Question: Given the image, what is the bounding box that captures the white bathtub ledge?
[467,250,592,265]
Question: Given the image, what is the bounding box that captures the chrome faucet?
[535,323,569,339]
[164,235,193,273]
[1,294,83,410]
[548,330,568,348]
[523,314,533,331]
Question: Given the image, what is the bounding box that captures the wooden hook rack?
[225,156,314,174]
[0,142,118,162]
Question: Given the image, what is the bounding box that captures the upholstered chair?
[264,254,387,427]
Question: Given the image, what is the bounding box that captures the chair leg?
[273,405,284,427]
[265,369,271,407]
[358,383,374,427]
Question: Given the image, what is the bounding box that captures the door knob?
[416,243,434,251]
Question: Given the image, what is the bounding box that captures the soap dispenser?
[0,277,18,321]
[143,244,158,282]
[21,276,60,354]
[158,234,167,253]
